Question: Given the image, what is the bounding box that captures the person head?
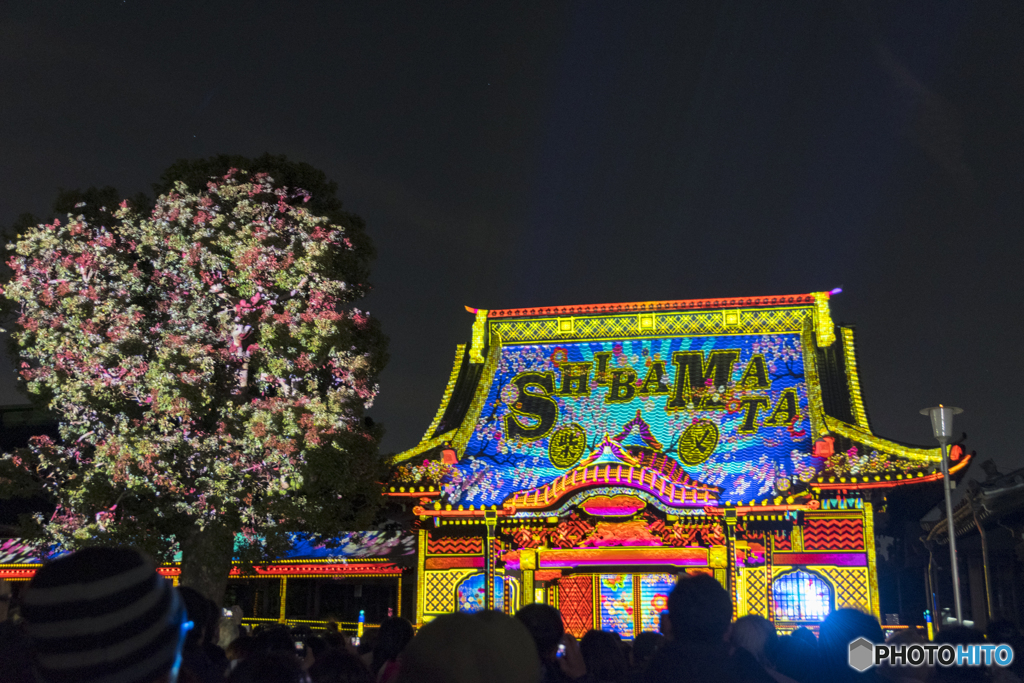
[729,614,778,667]
[20,546,190,683]
[396,610,539,683]
[878,629,929,683]
[630,631,665,670]
[790,626,817,647]
[202,596,222,647]
[176,586,210,649]
[580,630,629,682]
[935,626,986,683]
[987,619,1020,643]
[322,631,346,651]
[229,652,310,683]
[773,635,820,683]
[0,620,35,683]
[226,635,258,663]
[987,620,1024,677]
[306,635,328,660]
[667,573,732,643]
[256,625,297,654]
[371,616,414,674]
[308,648,373,683]
[515,602,566,662]
[818,609,885,680]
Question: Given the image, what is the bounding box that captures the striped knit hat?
[21,547,188,683]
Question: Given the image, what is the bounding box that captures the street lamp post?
[920,405,964,624]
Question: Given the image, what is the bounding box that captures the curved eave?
[927,473,1024,544]
[391,336,499,466]
[504,463,720,514]
[812,450,971,491]
[390,429,456,465]
[822,415,943,463]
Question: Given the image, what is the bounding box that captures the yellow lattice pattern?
[575,315,638,338]
[423,571,465,614]
[654,312,727,336]
[490,307,812,344]
[490,318,561,343]
[745,567,768,618]
[817,567,871,612]
[733,308,810,334]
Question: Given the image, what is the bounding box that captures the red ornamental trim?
[0,565,393,581]
[487,294,817,319]
[0,567,38,579]
[413,506,516,518]
[534,570,562,581]
[424,556,486,570]
[227,563,404,576]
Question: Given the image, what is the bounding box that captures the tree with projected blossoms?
[0,158,387,600]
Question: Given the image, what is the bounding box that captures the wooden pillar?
[520,549,536,608]
[416,529,427,625]
[632,574,643,635]
[765,532,775,623]
[863,501,881,620]
[724,509,739,620]
[484,510,498,611]
[278,577,288,624]
[968,558,988,632]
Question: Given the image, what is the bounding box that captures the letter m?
[668,350,740,409]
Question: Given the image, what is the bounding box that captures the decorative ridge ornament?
[813,291,836,347]
[468,308,489,363]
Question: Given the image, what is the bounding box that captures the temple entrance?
[551,572,681,639]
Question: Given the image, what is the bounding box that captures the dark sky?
[1,2,1021,471]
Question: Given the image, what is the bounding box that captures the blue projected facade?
[442,335,815,506]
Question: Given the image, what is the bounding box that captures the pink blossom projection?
[1,167,385,568]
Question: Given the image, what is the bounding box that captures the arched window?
[772,570,831,621]
[456,573,507,613]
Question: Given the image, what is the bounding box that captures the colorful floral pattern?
[0,169,385,561]
[446,335,813,505]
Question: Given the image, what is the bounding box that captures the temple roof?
[389,292,966,515]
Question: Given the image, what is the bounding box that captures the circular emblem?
[548,424,587,469]
[677,420,719,466]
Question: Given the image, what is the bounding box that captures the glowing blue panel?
[772,570,832,622]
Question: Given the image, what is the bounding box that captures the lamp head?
[919,405,963,444]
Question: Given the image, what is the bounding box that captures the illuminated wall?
[598,574,634,638]
[445,335,813,506]
[555,572,679,640]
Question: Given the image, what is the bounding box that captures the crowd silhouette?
[2,547,1022,683]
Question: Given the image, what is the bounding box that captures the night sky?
[1,2,1021,471]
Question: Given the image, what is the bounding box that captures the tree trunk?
[178,523,235,606]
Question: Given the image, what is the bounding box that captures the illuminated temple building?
[386,292,971,636]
